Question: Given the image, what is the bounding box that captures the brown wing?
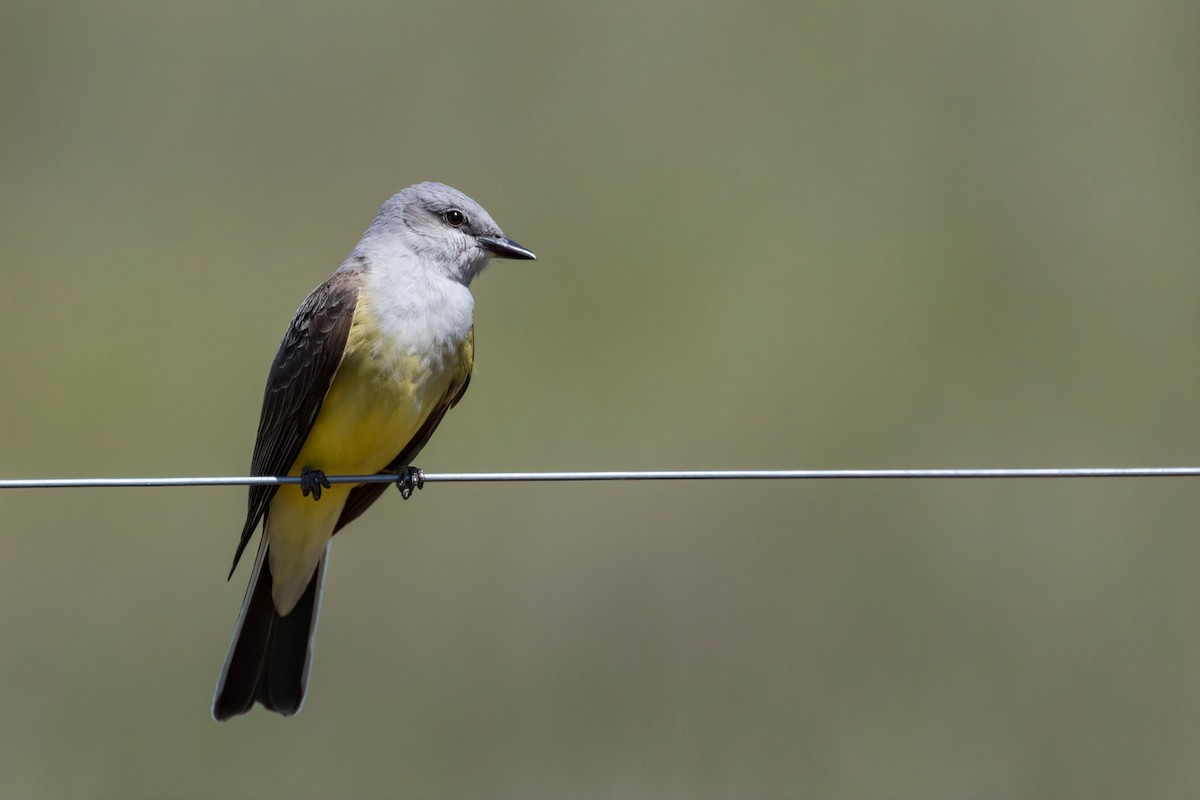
[227,268,362,577]
[333,337,473,534]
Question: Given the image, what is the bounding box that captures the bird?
[212,182,535,720]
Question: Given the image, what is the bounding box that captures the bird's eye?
[443,209,466,228]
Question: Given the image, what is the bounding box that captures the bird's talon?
[397,466,424,500]
[300,467,331,501]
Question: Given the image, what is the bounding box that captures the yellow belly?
[266,296,471,614]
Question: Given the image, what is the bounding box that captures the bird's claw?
[396,466,424,500]
[300,467,331,501]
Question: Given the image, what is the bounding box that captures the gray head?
[361,182,535,284]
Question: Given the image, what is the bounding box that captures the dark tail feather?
[256,554,325,715]
[212,539,328,720]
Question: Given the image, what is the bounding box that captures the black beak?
[478,234,536,260]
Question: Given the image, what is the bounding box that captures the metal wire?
[1,467,1198,490]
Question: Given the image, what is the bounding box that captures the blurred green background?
[1,2,1197,797]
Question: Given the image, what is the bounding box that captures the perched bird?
[212,182,535,720]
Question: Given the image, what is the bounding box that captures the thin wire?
[1,467,1198,490]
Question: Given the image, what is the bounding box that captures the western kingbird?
[212,182,535,720]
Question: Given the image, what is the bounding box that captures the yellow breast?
[291,294,471,477]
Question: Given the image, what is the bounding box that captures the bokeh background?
[1,2,1197,798]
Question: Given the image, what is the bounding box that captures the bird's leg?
[396,466,424,500]
[299,466,331,501]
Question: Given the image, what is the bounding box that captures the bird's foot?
[299,467,331,501]
[396,466,424,500]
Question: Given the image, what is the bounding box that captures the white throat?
[355,249,476,354]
